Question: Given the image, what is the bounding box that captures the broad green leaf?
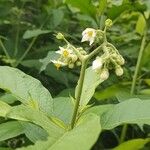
[39,51,59,72]
[53,97,74,124]
[56,88,74,97]
[0,148,12,150]
[23,29,51,39]
[113,138,150,150]
[0,93,17,104]
[51,9,64,28]
[17,114,101,150]
[101,98,150,130]
[7,105,64,135]
[0,102,64,140]
[0,121,24,142]
[99,0,107,15]
[0,101,11,116]
[136,14,146,36]
[94,83,127,100]
[0,66,53,116]
[23,123,48,143]
[141,42,150,66]
[84,104,114,116]
[76,67,103,111]
[65,0,97,17]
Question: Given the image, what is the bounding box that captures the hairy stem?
[119,29,147,144]
[70,44,104,129]
[71,59,87,129]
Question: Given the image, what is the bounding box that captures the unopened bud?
[105,19,113,28]
[76,61,82,66]
[71,55,78,63]
[68,63,74,69]
[56,33,64,40]
[115,66,123,76]
[100,69,109,80]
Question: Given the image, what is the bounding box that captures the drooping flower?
[92,57,103,71]
[81,28,96,45]
[51,60,67,70]
[100,68,109,80]
[115,66,123,76]
[56,46,73,58]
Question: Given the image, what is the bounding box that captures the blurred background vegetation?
[0,0,150,149]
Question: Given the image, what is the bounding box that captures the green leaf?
[0,93,17,104]
[23,123,48,143]
[0,121,24,142]
[17,114,101,150]
[94,83,127,100]
[99,0,107,15]
[0,66,53,116]
[76,67,103,111]
[84,104,114,116]
[7,105,64,135]
[141,42,150,67]
[136,14,146,36]
[39,51,59,72]
[101,98,150,130]
[65,0,97,17]
[0,101,11,116]
[23,29,51,39]
[113,138,150,150]
[53,97,74,124]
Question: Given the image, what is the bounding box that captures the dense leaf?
[0,66,53,116]
[53,97,74,124]
[101,98,150,129]
[65,0,97,17]
[0,121,24,142]
[23,123,48,143]
[136,14,146,36]
[17,114,101,150]
[113,138,150,150]
[23,29,51,39]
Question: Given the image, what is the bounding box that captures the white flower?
[56,46,73,57]
[115,66,123,76]
[51,60,67,70]
[81,28,96,45]
[100,69,109,80]
[92,57,103,71]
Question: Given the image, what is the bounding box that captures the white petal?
[92,58,103,70]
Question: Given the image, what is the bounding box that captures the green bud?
[68,63,74,69]
[100,68,109,80]
[76,61,82,66]
[71,55,78,63]
[115,66,123,76]
[56,33,64,40]
[105,19,113,28]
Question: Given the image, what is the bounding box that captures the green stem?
[130,30,147,95]
[70,44,104,129]
[119,29,147,144]
[71,59,88,129]
[15,36,37,67]
[0,39,10,59]
[14,25,20,56]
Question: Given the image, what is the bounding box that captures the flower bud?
[76,61,82,66]
[71,55,78,63]
[68,63,74,69]
[105,19,113,28]
[56,33,64,40]
[115,66,123,76]
[100,69,109,80]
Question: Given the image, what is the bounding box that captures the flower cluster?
[51,45,86,70]
[51,19,125,81]
[92,45,124,80]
